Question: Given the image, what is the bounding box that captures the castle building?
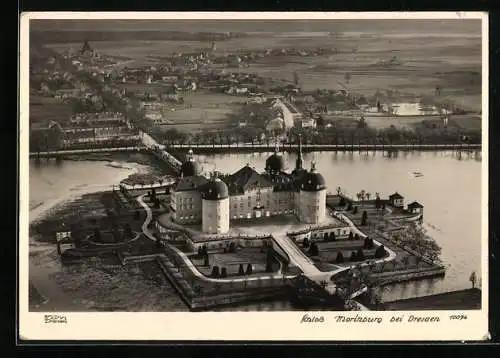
[169,140,327,235]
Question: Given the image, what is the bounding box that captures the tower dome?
[265,153,284,174]
[180,149,200,177]
[265,139,284,174]
[201,178,229,200]
[300,162,326,191]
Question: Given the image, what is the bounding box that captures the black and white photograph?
[19,12,488,341]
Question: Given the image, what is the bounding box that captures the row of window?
[178,197,194,204]
[177,214,198,221]
[230,210,294,220]
[178,204,195,211]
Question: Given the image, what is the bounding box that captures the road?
[169,143,480,151]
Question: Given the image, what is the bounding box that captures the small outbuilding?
[407,201,424,214]
[388,192,404,208]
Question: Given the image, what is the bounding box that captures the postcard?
[19,11,489,341]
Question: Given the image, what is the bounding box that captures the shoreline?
[27,158,150,311]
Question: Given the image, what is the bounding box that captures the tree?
[155,234,162,248]
[246,263,253,275]
[124,223,132,238]
[265,259,274,273]
[360,189,366,207]
[347,202,353,211]
[469,271,477,288]
[350,251,357,261]
[363,236,371,249]
[238,263,245,275]
[203,254,210,267]
[336,252,344,263]
[302,237,310,248]
[375,193,381,210]
[211,266,220,278]
[356,248,365,261]
[352,206,358,214]
[329,231,336,241]
[339,197,346,206]
[220,267,228,278]
[94,228,101,242]
[361,211,368,226]
[402,255,410,269]
[375,245,387,259]
[309,242,319,256]
[348,232,354,240]
[344,72,352,84]
[354,233,360,240]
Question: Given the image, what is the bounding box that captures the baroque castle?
[170,139,327,234]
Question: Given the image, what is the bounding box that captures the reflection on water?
[29,150,482,307]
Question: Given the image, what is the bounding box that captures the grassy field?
[154,91,246,132]
[191,247,279,277]
[30,95,73,127]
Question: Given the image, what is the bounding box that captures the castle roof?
[223,165,273,195]
[300,163,326,192]
[200,178,229,200]
[180,160,200,177]
[174,175,208,192]
[300,171,326,192]
[265,152,284,173]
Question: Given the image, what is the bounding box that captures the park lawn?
[450,115,482,131]
[148,91,247,132]
[190,247,280,277]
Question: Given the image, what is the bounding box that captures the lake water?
[29,150,482,308]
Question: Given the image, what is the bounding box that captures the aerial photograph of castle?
[26,16,483,312]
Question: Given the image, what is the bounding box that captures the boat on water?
[107,161,128,169]
[412,171,424,177]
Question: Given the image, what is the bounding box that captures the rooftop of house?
[221,165,273,195]
[407,201,424,208]
[389,192,404,199]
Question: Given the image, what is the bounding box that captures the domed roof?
[300,162,326,192]
[180,159,200,177]
[265,152,284,174]
[180,149,200,177]
[201,178,229,200]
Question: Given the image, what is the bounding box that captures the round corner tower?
[201,178,230,234]
[299,162,326,224]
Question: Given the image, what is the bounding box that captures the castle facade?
[169,140,327,234]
